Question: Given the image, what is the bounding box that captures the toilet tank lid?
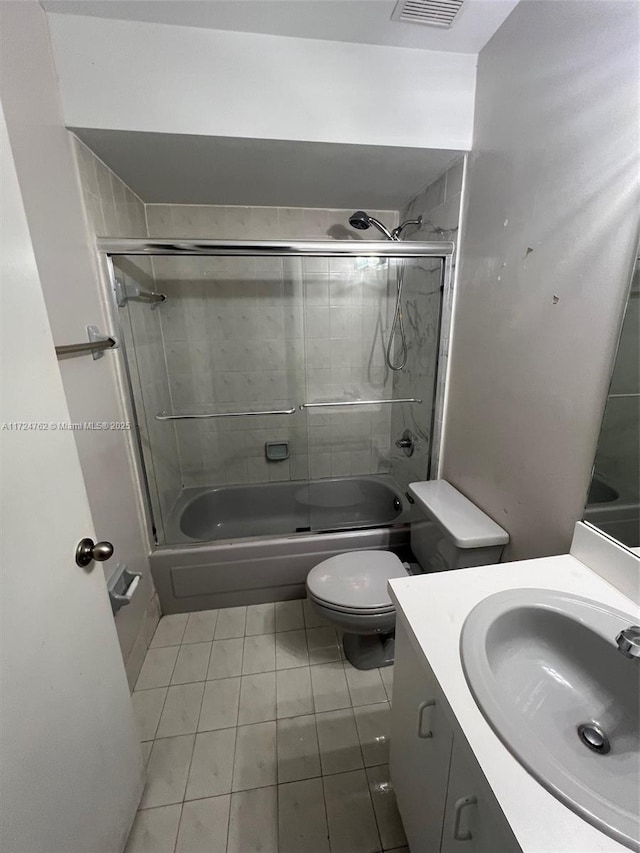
[408,480,509,548]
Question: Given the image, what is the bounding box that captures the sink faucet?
[616,626,640,659]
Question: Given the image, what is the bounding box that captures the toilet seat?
[306,591,396,617]
[306,551,408,614]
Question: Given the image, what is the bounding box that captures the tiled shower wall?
[390,158,465,491]
[146,205,400,491]
[72,137,181,542]
[594,263,639,503]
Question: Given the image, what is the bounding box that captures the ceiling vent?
[391,0,465,28]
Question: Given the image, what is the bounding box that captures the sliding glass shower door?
[297,254,444,531]
[109,241,447,545]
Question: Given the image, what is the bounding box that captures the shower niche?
[111,237,449,548]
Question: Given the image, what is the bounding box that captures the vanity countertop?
[388,553,639,853]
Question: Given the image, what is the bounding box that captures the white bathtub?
[151,475,413,613]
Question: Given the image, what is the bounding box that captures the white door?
[0,105,143,853]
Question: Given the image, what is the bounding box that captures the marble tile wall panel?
[389,159,465,490]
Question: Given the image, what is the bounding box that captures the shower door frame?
[98,238,454,546]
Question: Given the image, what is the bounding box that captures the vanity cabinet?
[391,618,454,852]
[390,616,521,853]
[440,737,521,853]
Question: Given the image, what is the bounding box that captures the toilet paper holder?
[108,564,142,614]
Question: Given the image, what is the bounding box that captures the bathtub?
[584,477,639,546]
[584,498,640,547]
[151,474,413,614]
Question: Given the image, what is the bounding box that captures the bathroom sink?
[460,589,640,851]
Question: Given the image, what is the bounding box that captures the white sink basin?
[461,589,640,851]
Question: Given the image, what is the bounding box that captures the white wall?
[0,1,159,686]
[442,0,640,559]
[46,13,476,151]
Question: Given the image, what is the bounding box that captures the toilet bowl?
[305,479,509,670]
[306,550,410,669]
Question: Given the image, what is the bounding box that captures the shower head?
[349,211,372,231]
[348,211,395,241]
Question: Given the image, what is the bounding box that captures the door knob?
[76,537,114,568]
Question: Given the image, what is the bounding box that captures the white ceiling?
[74,129,463,208]
[43,0,519,55]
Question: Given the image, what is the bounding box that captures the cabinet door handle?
[452,795,477,841]
[416,699,436,738]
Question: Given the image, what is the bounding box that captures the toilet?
[306,479,509,670]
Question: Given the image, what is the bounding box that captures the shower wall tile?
[389,157,465,490]
[72,136,182,541]
[146,204,398,489]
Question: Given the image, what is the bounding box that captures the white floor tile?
[276,714,321,784]
[141,734,195,808]
[303,596,329,628]
[135,646,179,691]
[185,728,236,800]
[354,702,390,767]
[175,796,230,853]
[132,687,167,741]
[275,599,305,632]
[245,602,275,635]
[150,614,189,648]
[310,661,351,712]
[366,765,407,850]
[278,777,330,853]
[124,804,181,853]
[307,627,342,665]
[156,682,204,738]
[344,664,387,707]
[207,638,244,680]
[171,643,212,685]
[242,633,276,674]
[316,708,364,775]
[323,769,381,853]
[198,678,241,731]
[379,666,394,703]
[227,786,277,853]
[238,672,277,724]
[182,609,218,644]
[214,606,246,639]
[275,629,309,669]
[232,721,277,791]
[276,666,314,718]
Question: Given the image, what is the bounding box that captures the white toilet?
[306,479,509,669]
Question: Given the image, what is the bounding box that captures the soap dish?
[265,441,289,461]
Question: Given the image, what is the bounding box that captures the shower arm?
[391,216,423,241]
[366,216,396,241]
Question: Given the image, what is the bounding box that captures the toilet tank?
[408,480,509,573]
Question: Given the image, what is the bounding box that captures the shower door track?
[98,238,453,257]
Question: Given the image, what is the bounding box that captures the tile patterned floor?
[126,599,408,853]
